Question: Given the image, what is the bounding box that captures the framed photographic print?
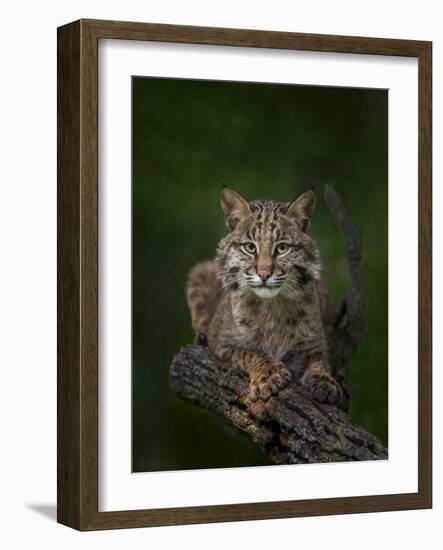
[57,19,432,530]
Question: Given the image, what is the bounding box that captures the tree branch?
[170,344,387,464]
[322,184,365,376]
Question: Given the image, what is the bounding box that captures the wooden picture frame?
[57,18,432,530]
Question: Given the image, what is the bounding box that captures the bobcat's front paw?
[304,372,342,405]
[249,361,291,402]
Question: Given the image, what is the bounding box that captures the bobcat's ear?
[220,187,251,231]
[286,189,316,232]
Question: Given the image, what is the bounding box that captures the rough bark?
[169,184,385,464]
[170,345,387,464]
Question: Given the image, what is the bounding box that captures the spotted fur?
[186,188,342,415]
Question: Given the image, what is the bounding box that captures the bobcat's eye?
[243,242,257,255]
[275,243,290,255]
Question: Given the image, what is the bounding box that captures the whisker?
[211,272,246,297]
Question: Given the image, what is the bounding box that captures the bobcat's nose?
[258,270,272,282]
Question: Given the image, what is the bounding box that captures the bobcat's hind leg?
[186,261,220,336]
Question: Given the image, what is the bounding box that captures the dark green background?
[132,77,388,472]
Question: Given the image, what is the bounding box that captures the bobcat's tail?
[186,261,220,336]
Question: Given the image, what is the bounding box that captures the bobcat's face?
[216,189,320,299]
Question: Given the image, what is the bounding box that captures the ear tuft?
[286,189,316,232]
[220,188,251,231]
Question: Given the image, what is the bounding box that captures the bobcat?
[186,187,342,415]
